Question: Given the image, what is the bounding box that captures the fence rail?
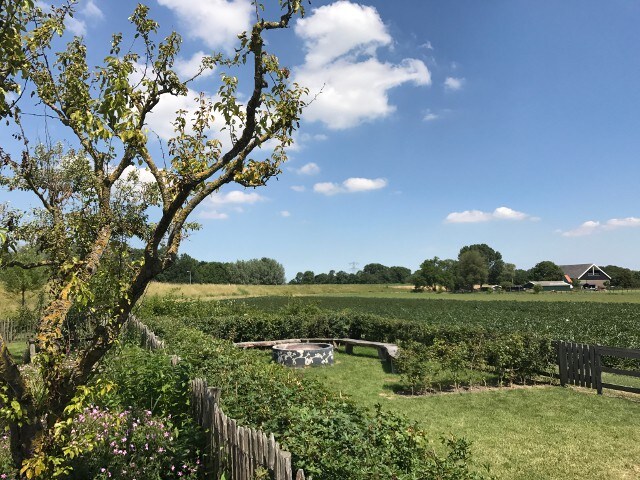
[556,341,640,395]
[128,317,307,479]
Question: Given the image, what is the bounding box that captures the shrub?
[66,407,201,480]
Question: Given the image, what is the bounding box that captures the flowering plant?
[61,406,201,480]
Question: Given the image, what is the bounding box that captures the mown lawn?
[293,347,640,480]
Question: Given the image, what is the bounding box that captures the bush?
[66,407,201,480]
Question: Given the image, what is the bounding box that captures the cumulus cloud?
[82,0,104,19]
[561,217,640,237]
[66,16,87,36]
[174,51,216,80]
[444,76,464,91]
[313,177,387,195]
[293,1,431,130]
[156,0,252,53]
[291,185,306,192]
[296,162,320,175]
[209,190,265,205]
[64,0,104,36]
[445,206,533,224]
[199,189,265,220]
[280,210,291,217]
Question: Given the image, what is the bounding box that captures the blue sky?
[4,0,640,277]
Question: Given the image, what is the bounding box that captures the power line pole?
[349,261,359,274]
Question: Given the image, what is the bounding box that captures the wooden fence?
[556,341,640,395]
[0,317,37,343]
[192,377,308,480]
[128,317,307,479]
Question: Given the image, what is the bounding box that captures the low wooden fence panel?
[556,340,640,395]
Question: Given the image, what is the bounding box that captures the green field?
[296,346,640,480]
[227,295,640,349]
[144,282,640,303]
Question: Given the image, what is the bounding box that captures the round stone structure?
[272,342,334,368]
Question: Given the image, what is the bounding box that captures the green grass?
[144,282,640,303]
[292,347,640,480]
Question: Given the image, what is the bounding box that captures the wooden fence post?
[594,346,603,395]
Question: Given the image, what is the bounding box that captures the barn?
[524,281,573,292]
[559,264,611,289]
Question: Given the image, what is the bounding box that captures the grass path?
[297,347,640,480]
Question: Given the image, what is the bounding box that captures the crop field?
[145,282,640,303]
[228,296,640,349]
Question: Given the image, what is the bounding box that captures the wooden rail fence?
[128,317,307,479]
[556,340,640,395]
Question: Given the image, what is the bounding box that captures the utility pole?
[187,270,192,285]
[349,261,359,274]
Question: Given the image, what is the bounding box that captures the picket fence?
[128,316,308,479]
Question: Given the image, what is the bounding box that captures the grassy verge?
[293,347,640,480]
[143,282,640,303]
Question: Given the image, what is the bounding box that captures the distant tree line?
[289,263,412,285]
[155,254,286,285]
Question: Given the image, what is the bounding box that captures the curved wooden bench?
[235,338,399,362]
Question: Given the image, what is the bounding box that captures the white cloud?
[343,177,387,192]
[492,206,529,221]
[280,210,291,217]
[121,165,156,184]
[296,162,320,175]
[199,210,229,220]
[423,110,439,122]
[293,1,431,130]
[561,217,640,237]
[444,76,464,91]
[294,1,392,69]
[66,16,86,36]
[445,206,532,224]
[82,0,104,19]
[199,189,265,220]
[420,41,434,50]
[174,51,216,80]
[157,0,252,53]
[291,185,306,192]
[313,177,387,195]
[209,190,265,205]
[65,0,104,36]
[605,217,640,228]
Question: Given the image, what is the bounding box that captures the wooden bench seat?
[235,338,399,361]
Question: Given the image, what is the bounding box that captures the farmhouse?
[559,263,611,289]
[524,281,573,292]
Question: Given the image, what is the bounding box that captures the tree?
[458,243,504,284]
[0,1,307,472]
[529,261,564,281]
[457,250,488,290]
[603,265,640,289]
[388,266,411,284]
[2,248,48,307]
[413,257,456,291]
